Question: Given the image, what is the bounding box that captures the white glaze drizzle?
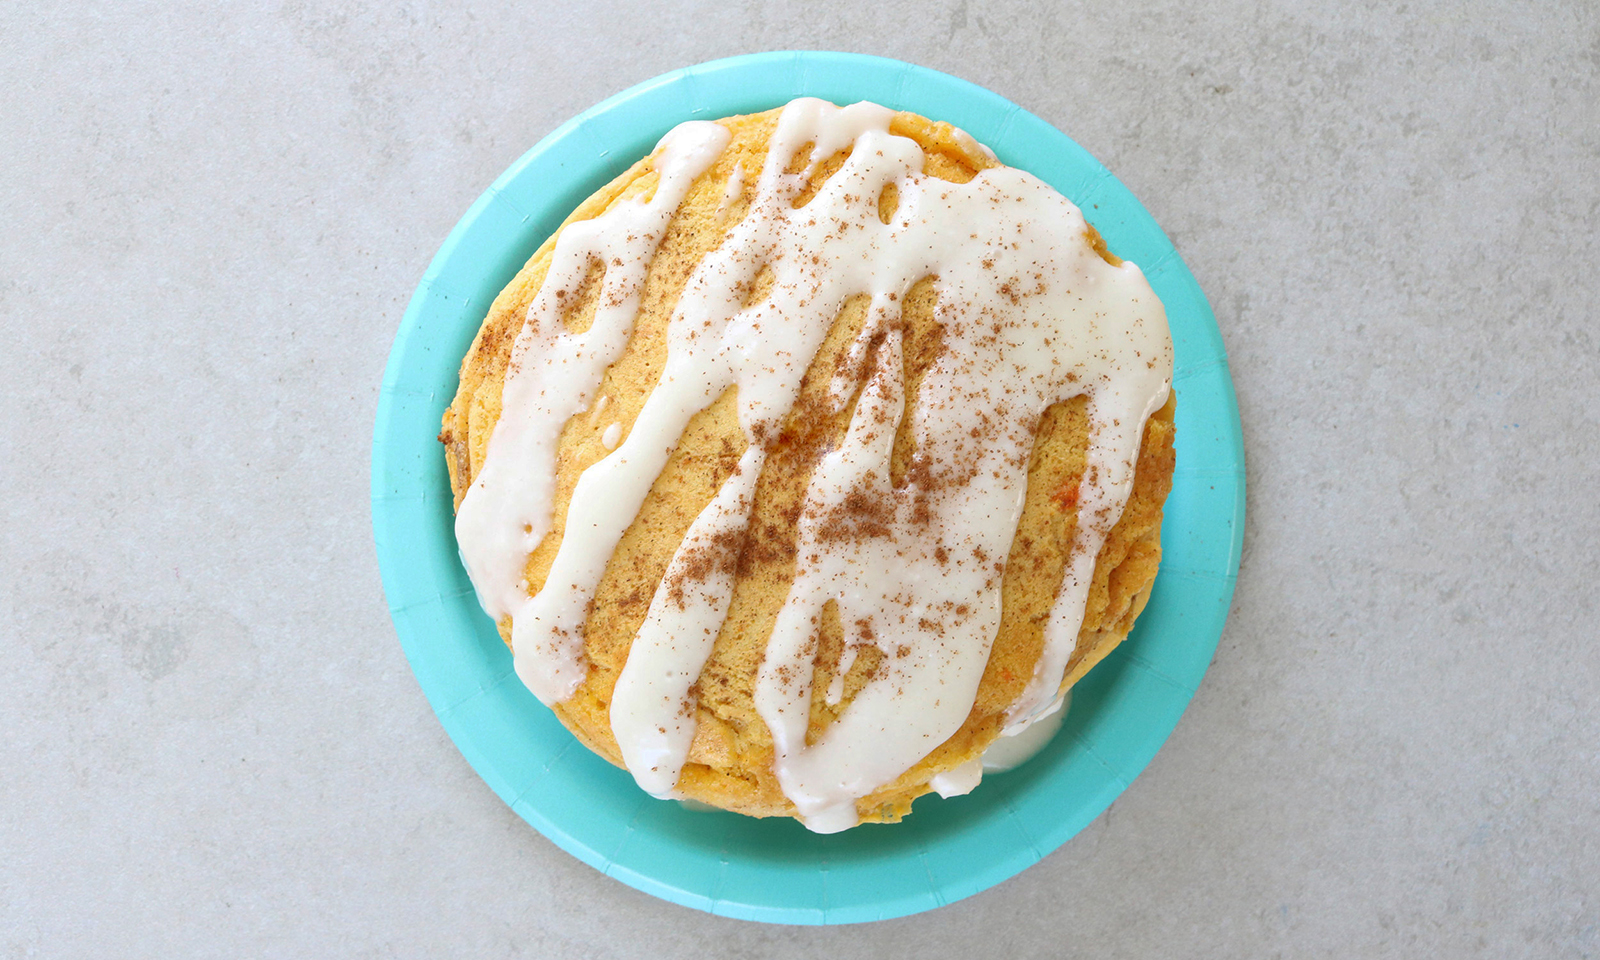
[714,162,744,221]
[928,690,1069,797]
[453,120,732,703]
[456,99,1172,831]
[983,689,1069,772]
[609,445,762,796]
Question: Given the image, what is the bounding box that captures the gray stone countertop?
[3,2,1596,956]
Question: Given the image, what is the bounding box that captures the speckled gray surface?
[4,2,1598,956]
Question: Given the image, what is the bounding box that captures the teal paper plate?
[372,51,1244,925]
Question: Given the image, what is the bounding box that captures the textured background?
[3,1,1598,956]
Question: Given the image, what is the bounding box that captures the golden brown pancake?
[440,105,1175,825]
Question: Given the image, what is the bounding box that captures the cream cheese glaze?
[454,98,1173,833]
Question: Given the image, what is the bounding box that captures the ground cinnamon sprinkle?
[811,486,894,543]
[661,524,746,608]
